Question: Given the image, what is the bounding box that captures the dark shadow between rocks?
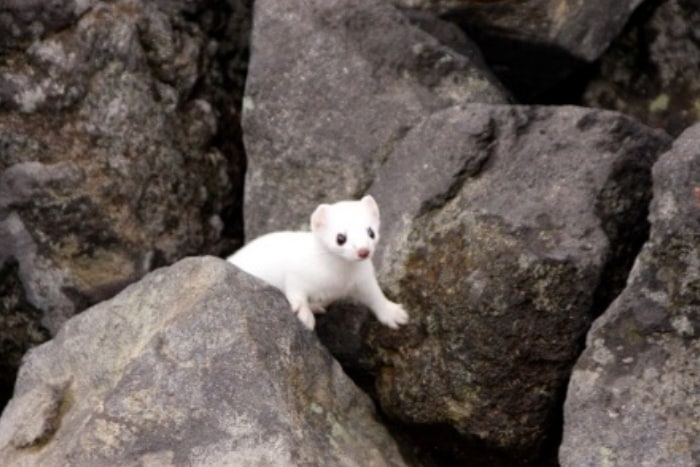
[439,15,588,104]
[186,0,252,255]
[0,260,51,410]
[317,303,562,467]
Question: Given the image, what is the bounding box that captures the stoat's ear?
[361,195,379,221]
[311,204,330,232]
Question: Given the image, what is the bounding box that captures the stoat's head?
[310,195,381,262]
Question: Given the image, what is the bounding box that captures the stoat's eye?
[336,233,347,246]
[367,227,375,239]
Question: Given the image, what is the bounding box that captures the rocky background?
[0,0,698,466]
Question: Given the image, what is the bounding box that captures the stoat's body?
[227,195,409,330]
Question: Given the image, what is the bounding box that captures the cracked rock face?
[560,123,700,467]
[0,257,407,467]
[361,104,670,463]
[242,0,508,239]
[0,0,247,403]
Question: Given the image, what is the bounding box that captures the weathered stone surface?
[393,0,643,62]
[318,104,671,464]
[560,123,700,466]
[242,0,508,239]
[0,0,96,53]
[583,0,700,136]
[0,256,408,467]
[391,0,644,100]
[0,0,249,404]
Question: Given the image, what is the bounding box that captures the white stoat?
[227,195,409,331]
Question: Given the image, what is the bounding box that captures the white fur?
[227,195,409,330]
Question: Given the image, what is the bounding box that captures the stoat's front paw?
[296,307,316,330]
[375,302,409,329]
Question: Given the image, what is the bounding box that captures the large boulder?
[390,0,644,100]
[242,0,508,239]
[560,123,700,466]
[317,104,671,464]
[583,0,700,136]
[0,0,248,403]
[0,256,408,467]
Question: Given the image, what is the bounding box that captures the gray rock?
[0,0,96,53]
[390,0,644,99]
[560,123,700,466]
[583,0,700,136]
[319,104,671,463]
[0,0,248,401]
[0,256,408,467]
[242,0,508,239]
[391,0,643,62]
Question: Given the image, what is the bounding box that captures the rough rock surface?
[317,104,671,464]
[391,0,644,100]
[392,0,643,62]
[583,0,700,136]
[0,0,96,53]
[0,256,408,467]
[0,0,249,403]
[560,124,700,466]
[242,0,508,239]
